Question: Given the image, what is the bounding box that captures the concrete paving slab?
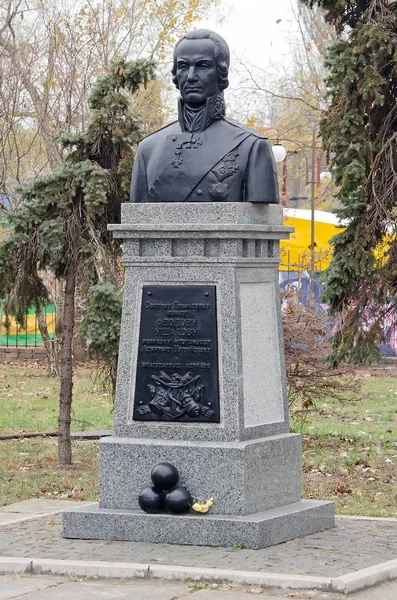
[0,500,95,525]
[192,591,287,599]
[32,558,150,579]
[7,579,190,600]
[1,574,397,599]
[0,499,93,515]
[2,556,396,596]
[0,513,27,525]
[349,580,397,600]
[193,585,397,600]
[0,514,61,526]
[148,564,332,591]
[187,588,339,599]
[0,575,63,600]
[337,515,397,523]
[0,558,32,574]
[332,558,397,594]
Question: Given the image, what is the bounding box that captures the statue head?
[172,29,230,107]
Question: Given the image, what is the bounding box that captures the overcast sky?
[196,0,298,71]
[165,0,303,122]
[189,0,301,120]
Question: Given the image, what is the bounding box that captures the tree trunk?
[73,295,87,363]
[36,310,59,376]
[58,267,76,466]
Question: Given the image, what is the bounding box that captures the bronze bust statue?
[130,29,279,203]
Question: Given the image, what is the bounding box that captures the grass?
[0,364,396,516]
[0,363,113,433]
[0,439,99,505]
[0,363,111,506]
[292,375,397,517]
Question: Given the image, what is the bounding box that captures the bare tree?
[282,290,359,408]
[0,0,216,207]
[229,1,335,129]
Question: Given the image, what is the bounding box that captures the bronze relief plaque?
[133,285,220,422]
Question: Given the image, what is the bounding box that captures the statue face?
[175,38,220,107]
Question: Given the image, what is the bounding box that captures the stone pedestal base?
[97,434,304,516]
[63,500,335,550]
[62,203,335,549]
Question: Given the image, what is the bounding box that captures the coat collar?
[178,92,225,133]
[147,119,251,202]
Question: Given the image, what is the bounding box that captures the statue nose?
[187,66,198,82]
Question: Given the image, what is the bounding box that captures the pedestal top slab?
[110,202,291,228]
[109,203,294,240]
[121,202,283,225]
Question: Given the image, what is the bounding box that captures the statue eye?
[178,63,188,71]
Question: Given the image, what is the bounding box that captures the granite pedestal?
[63,203,335,548]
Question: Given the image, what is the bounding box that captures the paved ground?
[1,513,396,578]
[1,500,397,596]
[1,574,397,599]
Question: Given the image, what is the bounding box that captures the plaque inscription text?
[133,285,220,422]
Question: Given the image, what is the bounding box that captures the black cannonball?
[151,462,179,491]
[164,486,192,514]
[138,486,164,513]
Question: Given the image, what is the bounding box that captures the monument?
[63,29,334,549]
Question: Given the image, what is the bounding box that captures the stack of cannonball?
[138,462,192,514]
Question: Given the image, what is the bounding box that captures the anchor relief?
[136,371,214,420]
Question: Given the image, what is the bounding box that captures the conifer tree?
[0,59,155,465]
[300,0,397,362]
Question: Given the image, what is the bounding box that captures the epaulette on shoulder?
[139,120,178,142]
[224,117,268,139]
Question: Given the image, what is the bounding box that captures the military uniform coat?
[130,95,279,204]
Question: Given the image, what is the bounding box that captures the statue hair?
[171,29,230,91]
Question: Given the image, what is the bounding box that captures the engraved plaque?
[133,285,220,422]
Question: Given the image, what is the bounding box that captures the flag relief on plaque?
[133,285,220,422]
